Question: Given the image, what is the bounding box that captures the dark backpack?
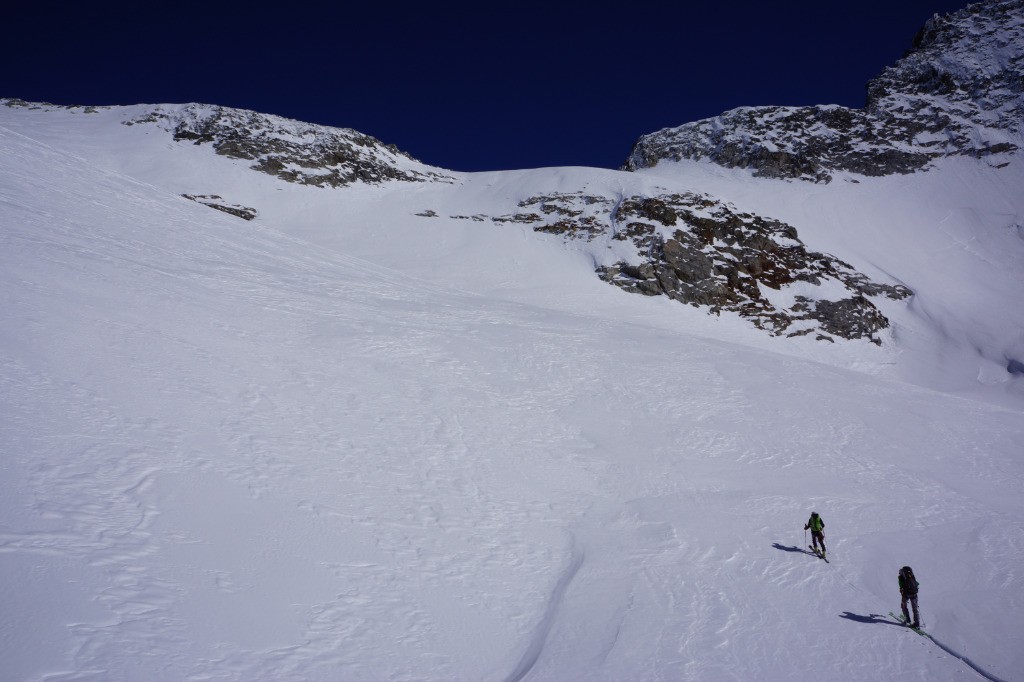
[899,566,919,595]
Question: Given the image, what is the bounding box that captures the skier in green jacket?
[804,511,826,558]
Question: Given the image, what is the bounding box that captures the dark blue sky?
[6,0,968,171]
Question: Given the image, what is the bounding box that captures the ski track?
[914,632,1010,682]
[504,535,584,682]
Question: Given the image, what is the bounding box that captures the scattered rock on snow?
[182,194,258,221]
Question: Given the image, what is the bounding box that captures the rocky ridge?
[1,99,453,189]
[126,104,456,188]
[623,0,1024,182]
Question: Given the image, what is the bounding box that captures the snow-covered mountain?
[1,2,1023,681]
[0,99,922,345]
[625,0,1024,183]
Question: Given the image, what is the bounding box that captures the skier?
[899,566,920,628]
[804,511,826,558]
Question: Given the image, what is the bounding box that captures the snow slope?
[635,157,1024,405]
[1,102,1023,682]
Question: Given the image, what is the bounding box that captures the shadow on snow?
[838,612,903,626]
[771,542,816,557]
[835,613,1009,681]
[771,545,1007,681]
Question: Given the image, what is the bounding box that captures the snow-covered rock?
[468,190,911,342]
[2,99,455,188]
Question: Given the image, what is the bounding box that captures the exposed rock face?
[623,0,1024,181]
[446,191,911,343]
[1,98,104,114]
[601,193,911,343]
[125,104,455,188]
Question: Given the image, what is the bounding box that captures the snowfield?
[1,104,1023,682]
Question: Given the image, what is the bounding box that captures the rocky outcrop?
[1,98,105,114]
[623,0,1024,181]
[1,99,455,189]
[598,193,910,342]
[181,194,258,221]
[125,104,455,188]
[441,191,911,343]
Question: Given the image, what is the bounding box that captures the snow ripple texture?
[2,107,1024,682]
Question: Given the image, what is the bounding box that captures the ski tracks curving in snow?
[504,533,584,682]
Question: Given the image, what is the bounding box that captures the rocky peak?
[867,0,1024,126]
[624,1,1024,182]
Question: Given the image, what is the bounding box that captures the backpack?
[809,513,824,532]
[899,566,919,595]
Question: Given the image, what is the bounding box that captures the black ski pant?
[901,592,919,625]
[810,530,826,553]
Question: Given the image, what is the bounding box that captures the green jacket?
[806,514,824,532]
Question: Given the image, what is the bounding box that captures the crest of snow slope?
[624,0,1024,183]
[0,99,455,189]
[3,118,1024,682]
[0,100,920,346]
[3,97,1021,401]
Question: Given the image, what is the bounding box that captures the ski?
[808,545,829,562]
[889,612,928,637]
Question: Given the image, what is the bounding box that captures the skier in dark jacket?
[804,511,826,558]
[899,566,920,627]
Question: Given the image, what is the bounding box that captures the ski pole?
[804,527,807,549]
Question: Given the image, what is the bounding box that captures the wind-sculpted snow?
[624,0,1024,182]
[0,12,1022,678]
